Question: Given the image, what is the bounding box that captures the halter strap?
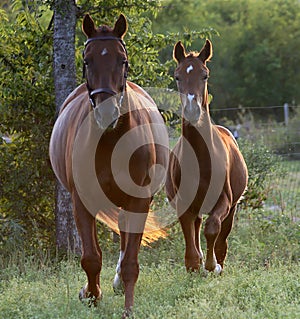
[84,36,127,55]
[89,88,117,97]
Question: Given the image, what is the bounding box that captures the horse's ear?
[82,14,97,38]
[113,14,128,39]
[173,41,186,63]
[198,39,213,63]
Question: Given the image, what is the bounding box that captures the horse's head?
[82,14,129,129]
[173,39,212,125]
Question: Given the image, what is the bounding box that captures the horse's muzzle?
[94,102,120,130]
[183,100,201,124]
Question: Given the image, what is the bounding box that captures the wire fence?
[210,104,300,218]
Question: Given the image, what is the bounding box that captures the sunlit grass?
[0,213,299,319]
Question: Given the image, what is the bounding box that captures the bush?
[238,138,284,211]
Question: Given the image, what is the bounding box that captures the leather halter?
[83,36,128,108]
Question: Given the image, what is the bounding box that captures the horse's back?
[216,125,248,202]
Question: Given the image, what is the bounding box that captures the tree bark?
[53,0,81,254]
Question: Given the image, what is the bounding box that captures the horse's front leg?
[179,210,202,272]
[121,231,143,318]
[117,202,148,318]
[72,191,102,304]
[113,231,126,294]
[204,200,229,274]
[194,215,204,265]
[215,204,236,268]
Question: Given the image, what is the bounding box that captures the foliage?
[152,0,300,112]
[0,4,55,253]
[238,138,284,211]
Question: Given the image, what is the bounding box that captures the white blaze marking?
[187,94,194,104]
[186,65,193,74]
[101,48,108,56]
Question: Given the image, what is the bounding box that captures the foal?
[166,40,248,273]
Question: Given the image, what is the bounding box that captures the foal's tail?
[96,209,168,246]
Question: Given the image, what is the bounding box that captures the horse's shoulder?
[127,81,156,106]
[59,83,88,114]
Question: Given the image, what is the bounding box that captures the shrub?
[238,138,284,212]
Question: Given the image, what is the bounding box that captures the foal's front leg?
[204,202,230,274]
[194,215,204,265]
[179,211,202,272]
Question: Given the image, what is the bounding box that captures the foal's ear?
[198,39,213,63]
[113,14,128,39]
[173,41,186,63]
[82,14,97,38]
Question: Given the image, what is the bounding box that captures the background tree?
[53,0,80,254]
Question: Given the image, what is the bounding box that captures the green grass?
[0,215,299,319]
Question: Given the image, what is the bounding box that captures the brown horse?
[166,40,248,274]
[49,14,168,318]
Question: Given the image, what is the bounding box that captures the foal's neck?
[182,110,216,149]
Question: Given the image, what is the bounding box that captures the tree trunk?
[53,0,81,255]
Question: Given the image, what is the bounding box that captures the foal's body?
[166,40,248,273]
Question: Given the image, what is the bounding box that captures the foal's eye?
[175,76,180,81]
[203,74,209,81]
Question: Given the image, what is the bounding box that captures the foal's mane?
[186,51,199,58]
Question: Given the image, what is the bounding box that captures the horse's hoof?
[214,264,222,275]
[202,263,222,276]
[122,307,134,318]
[113,273,125,295]
[79,284,102,306]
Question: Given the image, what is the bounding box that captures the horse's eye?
[203,74,209,81]
[175,76,180,81]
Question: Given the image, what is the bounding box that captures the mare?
[49,14,168,318]
[166,40,248,274]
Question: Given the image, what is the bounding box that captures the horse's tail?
[96,209,168,246]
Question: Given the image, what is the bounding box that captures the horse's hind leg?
[73,192,102,304]
[215,205,236,268]
[179,211,201,271]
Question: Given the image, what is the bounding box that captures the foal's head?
[82,14,129,129]
[173,39,212,125]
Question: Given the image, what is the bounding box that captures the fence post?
[283,103,289,126]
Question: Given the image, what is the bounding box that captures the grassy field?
[0,214,299,319]
[1,156,299,319]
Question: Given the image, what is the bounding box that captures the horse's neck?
[182,111,215,149]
